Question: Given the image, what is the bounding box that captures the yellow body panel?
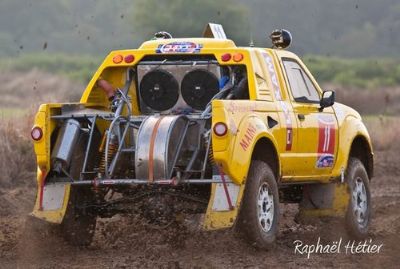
[31,37,373,227]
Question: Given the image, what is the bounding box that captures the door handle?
[297,114,305,121]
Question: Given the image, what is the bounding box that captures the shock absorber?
[98,131,118,176]
[208,146,216,166]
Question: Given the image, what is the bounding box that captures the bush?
[0,120,36,188]
[304,56,400,88]
[0,53,101,84]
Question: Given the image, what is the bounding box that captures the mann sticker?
[156,42,203,53]
[316,114,337,168]
[239,123,257,151]
[316,154,335,168]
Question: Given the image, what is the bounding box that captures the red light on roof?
[124,54,135,63]
[233,53,244,62]
[221,53,232,62]
[112,54,123,64]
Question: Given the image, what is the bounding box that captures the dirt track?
[0,147,398,269]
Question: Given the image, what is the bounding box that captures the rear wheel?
[60,133,97,246]
[61,187,97,246]
[236,161,279,249]
[345,157,371,239]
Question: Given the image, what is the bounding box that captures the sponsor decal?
[227,101,257,113]
[239,123,257,151]
[263,53,282,101]
[316,114,336,168]
[156,42,203,53]
[263,52,293,151]
[316,154,335,168]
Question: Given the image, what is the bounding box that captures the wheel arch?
[349,135,374,179]
[251,137,280,181]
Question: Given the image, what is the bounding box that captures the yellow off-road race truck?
[30,25,373,249]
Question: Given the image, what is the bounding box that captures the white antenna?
[249,32,254,47]
[247,16,254,47]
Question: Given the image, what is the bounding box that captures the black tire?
[236,161,279,250]
[345,157,371,239]
[60,133,97,246]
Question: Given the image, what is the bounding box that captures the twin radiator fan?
[138,64,220,113]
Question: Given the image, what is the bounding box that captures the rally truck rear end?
[30,34,265,246]
[30,26,373,248]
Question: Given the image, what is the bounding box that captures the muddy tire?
[345,157,371,239]
[236,161,279,250]
[61,188,97,246]
[60,133,97,246]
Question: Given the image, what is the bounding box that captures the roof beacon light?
[270,29,292,49]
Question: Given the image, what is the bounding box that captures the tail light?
[31,126,43,141]
[213,122,228,136]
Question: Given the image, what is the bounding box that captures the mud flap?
[297,182,350,219]
[203,182,245,230]
[31,182,71,224]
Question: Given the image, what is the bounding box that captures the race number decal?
[316,115,336,168]
[263,52,293,151]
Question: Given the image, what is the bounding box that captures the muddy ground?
[0,147,398,269]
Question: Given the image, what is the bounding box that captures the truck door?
[281,58,338,177]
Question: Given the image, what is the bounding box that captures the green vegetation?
[132,0,249,44]
[304,56,400,88]
[1,53,399,88]
[0,0,399,57]
[0,53,101,83]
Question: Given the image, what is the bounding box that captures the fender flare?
[214,115,280,185]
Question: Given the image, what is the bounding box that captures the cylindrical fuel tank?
[135,115,188,180]
[51,119,81,170]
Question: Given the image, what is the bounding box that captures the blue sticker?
[316,154,334,168]
[156,42,203,53]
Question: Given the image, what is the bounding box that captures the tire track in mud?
[0,150,398,268]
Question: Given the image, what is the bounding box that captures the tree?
[131,0,250,45]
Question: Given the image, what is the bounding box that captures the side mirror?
[320,90,335,111]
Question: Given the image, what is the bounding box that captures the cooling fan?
[181,69,219,110]
[139,69,179,111]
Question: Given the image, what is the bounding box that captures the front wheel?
[236,161,280,250]
[345,157,371,239]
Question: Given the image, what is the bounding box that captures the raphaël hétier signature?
[293,237,383,259]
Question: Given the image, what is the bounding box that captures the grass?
[0,53,101,84]
[303,56,400,89]
[0,53,399,88]
[363,115,400,151]
[0,119,36,188]
[0,108,28,119]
